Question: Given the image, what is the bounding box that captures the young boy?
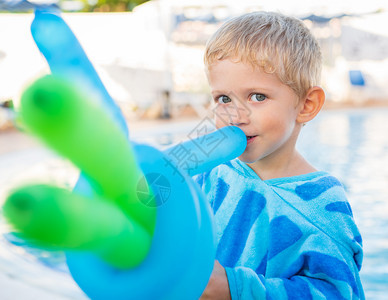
[196,12,364,299]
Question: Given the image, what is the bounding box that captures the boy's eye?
[250,93,266,102]
[217,95,232,104]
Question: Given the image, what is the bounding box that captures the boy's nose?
[227,104,250,126]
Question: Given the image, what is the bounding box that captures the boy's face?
[207,59,303,165]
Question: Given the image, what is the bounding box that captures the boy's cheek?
[214,114,229,129]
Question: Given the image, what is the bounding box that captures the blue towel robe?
[194,159,364,300]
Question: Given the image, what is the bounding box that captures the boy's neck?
[246,151,317,181]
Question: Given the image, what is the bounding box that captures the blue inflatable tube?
[163,125,247,176]
[29,9,247,299]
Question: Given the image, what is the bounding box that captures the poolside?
[0,107,387,299]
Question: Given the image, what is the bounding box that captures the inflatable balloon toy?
[2,9,247,300]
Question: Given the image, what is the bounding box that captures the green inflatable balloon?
[3,184,151,268]
[4,75,156,268]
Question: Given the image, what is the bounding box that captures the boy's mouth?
[246,135,257,140]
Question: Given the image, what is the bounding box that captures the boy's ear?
[297,86,325,124]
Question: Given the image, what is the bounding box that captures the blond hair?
[204,11,322,99]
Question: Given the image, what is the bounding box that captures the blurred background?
[0,0,387,299]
